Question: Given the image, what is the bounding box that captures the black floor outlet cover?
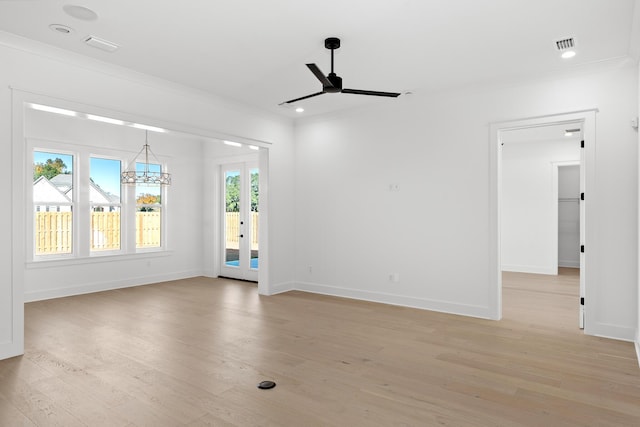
[257,380,276,390]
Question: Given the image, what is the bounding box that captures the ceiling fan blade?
[306,63,334,88]
[279,91,326,105]
[341,88,401,98]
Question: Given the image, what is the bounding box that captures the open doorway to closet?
[558,164,581,270]
[500,124,582,275]
[500,123,583,330]
[491,110,597,333]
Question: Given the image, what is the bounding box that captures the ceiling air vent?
[84,36,119,53]
[555,37,575,51]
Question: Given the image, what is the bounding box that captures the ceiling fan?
[279,37,401,105]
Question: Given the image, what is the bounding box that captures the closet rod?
[559,197,580,202]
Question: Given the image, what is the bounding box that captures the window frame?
[27,138,169,262]
[31,146,76,260]
[89,155,123,255]
[134,161,165,251]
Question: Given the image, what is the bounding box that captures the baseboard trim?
[635,341,640,368]
[24,270,203,303]
[501,264,557,275]
[558,260,580,268]
[294,281,492,319]
[268,281,295,295]
[0,341,23,361]
[587,322,637,343]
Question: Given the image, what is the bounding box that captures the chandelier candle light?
[121,131,171,185]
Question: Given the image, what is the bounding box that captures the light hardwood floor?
[1,269,639,426]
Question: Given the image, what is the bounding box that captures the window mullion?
[124,181,137,253]
[161,171,167,249]
[76,153,90,258]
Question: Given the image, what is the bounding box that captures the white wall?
[501,140,580,274]
[22,110,207,300]
[0,30,637,362]
[294,59,638,340]
[0,32,296,360]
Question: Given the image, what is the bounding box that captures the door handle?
[239,234,244,238]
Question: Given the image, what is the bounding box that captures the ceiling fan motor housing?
[326,73,342,92]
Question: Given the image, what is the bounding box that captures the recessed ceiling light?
[295,107,304,113]
[49,24,74,35]
[561,50,576,59]
[63,5,98,21]
[224,140,242,147]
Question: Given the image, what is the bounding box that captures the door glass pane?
[225,170,240,266]
[90,157,121,251]
[250,168,259,270]
[33,151,73,255]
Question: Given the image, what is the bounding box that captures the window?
[33,151,74,256]
[90,157,121,252]
[30,145,168,260]
[136,162,163,249]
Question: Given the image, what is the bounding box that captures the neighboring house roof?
[89,179,120,204]
[33,175,70,203]
[34,174,120,204]
[49,174,72,195]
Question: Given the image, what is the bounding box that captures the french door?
[220,162,259,282]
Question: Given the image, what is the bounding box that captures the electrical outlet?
[390,272,400,283]
[308,266,313,274]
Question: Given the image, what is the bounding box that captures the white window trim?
[27,138,170,262]
[30,143,77,261]
[125,159,168,254]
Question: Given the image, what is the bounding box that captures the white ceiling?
[0,0,637,118]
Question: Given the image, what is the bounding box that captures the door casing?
[490,109,596,333]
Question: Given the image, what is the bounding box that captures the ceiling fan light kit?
[280,37,401,105]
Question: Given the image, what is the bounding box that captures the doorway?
[219,161,260,282]
[500,128,581,276]
[490,110,597,332]
[557,164,580,269]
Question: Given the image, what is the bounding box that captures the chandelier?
[121,131,171,185]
